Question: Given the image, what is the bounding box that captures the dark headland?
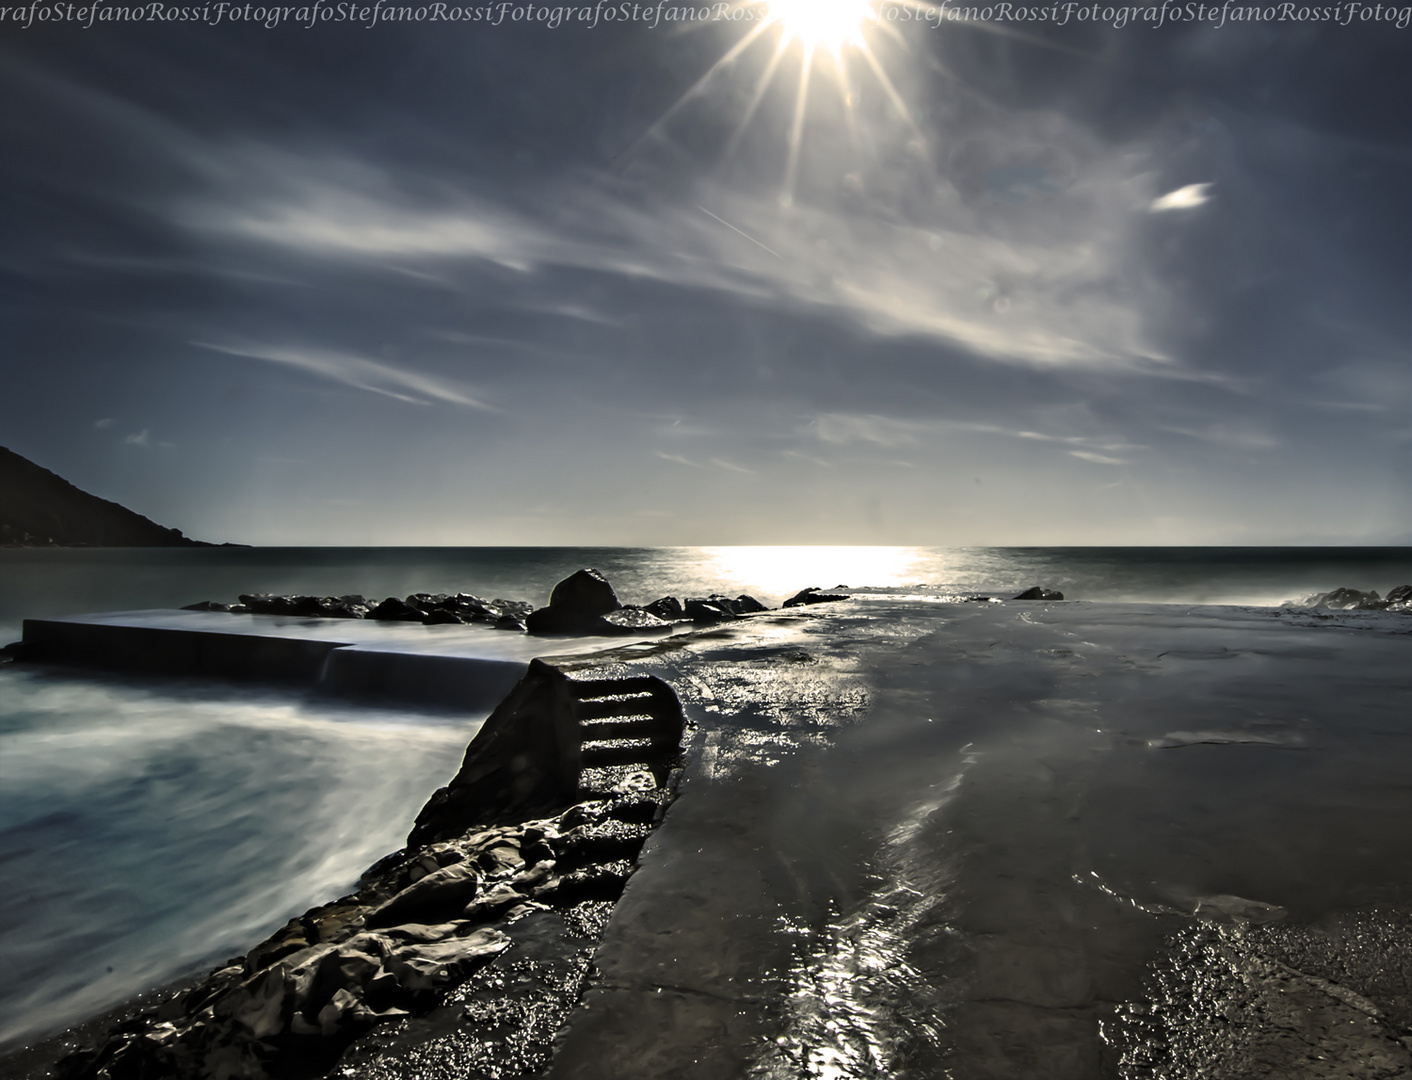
[0,448,226,548]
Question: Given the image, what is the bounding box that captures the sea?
[0,545,1408,1053]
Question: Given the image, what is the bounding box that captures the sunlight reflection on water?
[700,547,933,598]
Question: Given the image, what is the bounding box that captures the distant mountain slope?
[1,447,214,547]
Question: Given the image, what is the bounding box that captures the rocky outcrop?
[411,661,685,846]
[1013,586,1064,601]
[176,572,784,636]
[782,587,851,608]
[1287,586,1412,612]
[1,446,218,547]
[180,593,535,627]
[55,663,689,1080]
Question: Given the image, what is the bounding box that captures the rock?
[644,596,685,620]
[684,598,736,623]
[366,597,426,622]
[366,861,482,928]
[596,608,673,635]
[782,587,850,608]
[181,600,230,612]
[384,930,509,992]
[526,569,623,634]
[1295,587,1388,611]
[733,594,770,613]
[1013,586,1064,601]
[423,608,465,625]
[493,614,527,631]
[1387,585,1412,611]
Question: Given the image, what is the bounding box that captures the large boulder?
[644,596,685,621]
[526,570,623,635]
[1013,586,1064,601]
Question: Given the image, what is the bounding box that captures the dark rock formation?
[1,446,219,547]
[643,596,685,621]
[525,570,622,635]
[1013,586,1065,601]
[52,664,688,1080]
[366,597,426,622]
[782,587,851,608]
[1289,586,1412,612]
[684,598,736,623]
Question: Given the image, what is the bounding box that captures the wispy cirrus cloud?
[193,341,494,409]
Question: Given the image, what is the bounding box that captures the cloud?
[170,117,1173,374]
[124,429,150,446]
[1069,450,1127,465]
[192,342,494,409]
[656,452,702,467]
[94,418,114,429]
[813,413,925,448]
[1150,183,1214,212]
[709,458,754,474]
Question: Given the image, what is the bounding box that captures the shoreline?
[3,589,1411,1077]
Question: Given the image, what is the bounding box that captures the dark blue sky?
[2,3,1408,544]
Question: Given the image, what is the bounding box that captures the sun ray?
[714,37,792,175]
[856,40,926,145]
[779,42,815,211]
[613,19,775,169]
[830,48,862,155]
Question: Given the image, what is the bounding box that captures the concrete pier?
[19,610,636,710]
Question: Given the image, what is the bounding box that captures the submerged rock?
[1013,586,1064,601]
[782,587,851,608]
[598,608,673,634]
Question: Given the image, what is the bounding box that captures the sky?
[1,1,1409,545]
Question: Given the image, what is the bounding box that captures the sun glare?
[766,0,876,52]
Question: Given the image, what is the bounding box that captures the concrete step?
[575,695,658,720]
[569,675,663,700]
[580,742,668,768]
[579,716,666,740]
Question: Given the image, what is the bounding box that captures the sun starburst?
[765,0,877,53]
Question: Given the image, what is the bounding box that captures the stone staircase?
[571,675,685,795]
[548,674,686,902]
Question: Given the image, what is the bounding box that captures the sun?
[765,0,876,52]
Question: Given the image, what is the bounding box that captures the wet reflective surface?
[550,599,1412,1079]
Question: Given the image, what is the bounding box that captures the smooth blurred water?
[0,671,480,1048]
[0,546,1407,1053]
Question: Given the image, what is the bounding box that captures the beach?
[2,550,1410,1078]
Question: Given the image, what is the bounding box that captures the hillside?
[0,447,213,547]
